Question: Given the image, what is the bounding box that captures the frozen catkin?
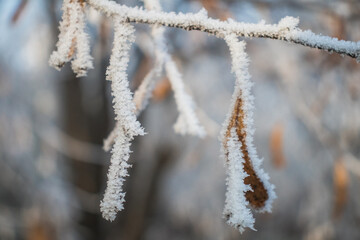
[220,34,276,232]
[100,19,144,221]
[49,0,93,77]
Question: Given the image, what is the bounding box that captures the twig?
[38,125,106,165]
[88,0,360,60]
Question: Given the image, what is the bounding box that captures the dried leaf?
[152,77,171,101]
[269,122,286,169]
[199,0,231,21]
[225,97,269,209]
[332,158,349,219]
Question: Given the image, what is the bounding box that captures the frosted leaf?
[220,34,276,233]
[223,128,255,233]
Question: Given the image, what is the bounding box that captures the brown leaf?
[269,122,286,169]
[152,77,171,102]
[224,97,268,209]
[199,0,232,21]
[332,158,349,219]
[25,211,55,240]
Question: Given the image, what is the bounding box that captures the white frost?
[49,0,93,76]
[100,127,131,221]
[223,128,255,233]
[106,19,144,138]
[100,19,145,221]
[71,2,93,77]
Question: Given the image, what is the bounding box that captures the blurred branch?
[11,0,28,24]
[343,154,360,178]
[37,125,107,165]
[280,73,360,179]
[199,0,232,20]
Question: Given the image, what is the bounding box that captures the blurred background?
[1,0,360,239]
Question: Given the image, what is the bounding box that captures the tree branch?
[87,0,360,61]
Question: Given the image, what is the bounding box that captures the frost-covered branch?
[103,0,205,152]
[100,127,132,221]
[50,0,360,234]
[100,19,144,221]
[165,59,205,137]
[88,0,360,61]
[135,0,205,137]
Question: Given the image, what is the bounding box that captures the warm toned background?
[1,0,360,239]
